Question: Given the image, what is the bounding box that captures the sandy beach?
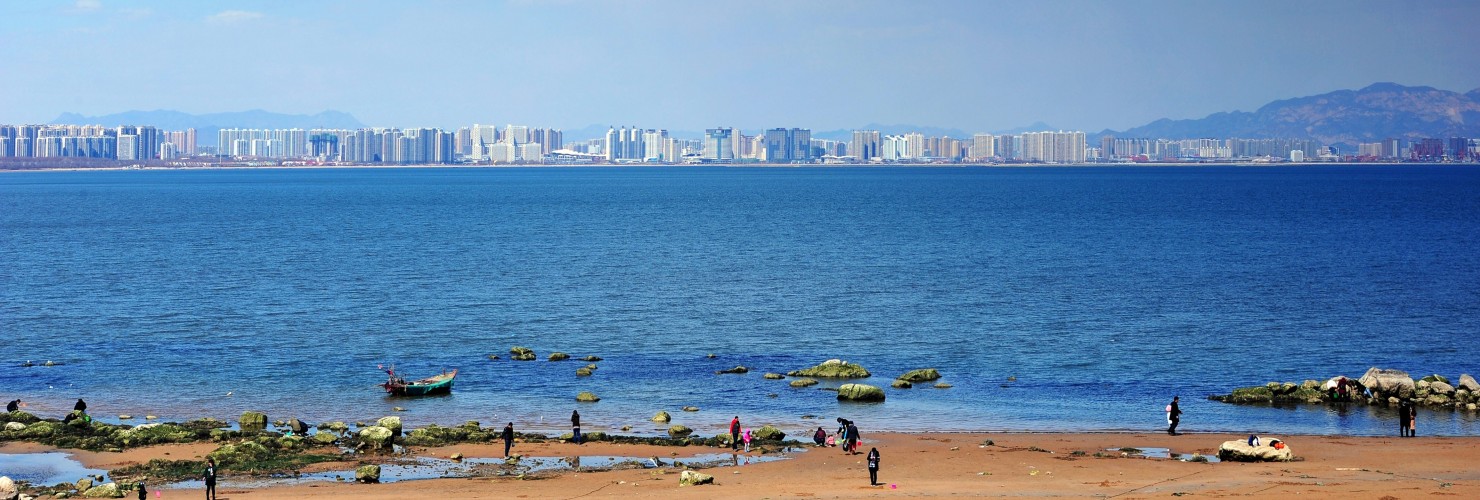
[7,432,1476,499]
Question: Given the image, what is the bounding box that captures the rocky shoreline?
[1210,367,1480,410]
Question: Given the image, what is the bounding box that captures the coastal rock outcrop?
[510,346,536,361]
[582,355,603,362]
[3,422,24,432]
[576,391,600,403]
[355,464,381,483]
[668,425,692,438]
[763,372,785,380]
[651,411,671,423]
[0,476,15,500]
[575,366,593,377]
[548,352,570,361]
[1218,439,1293,462]
[1459,374,1480,393]
[891,379,912,389]
[358,426,394,450]
[81,482,121,498]
[788,378,818,388]
[788,359,870,378]
[239,411,267,434]
[837,383,886,402]
[679,470,714,486]
[376,416,403,437]
[898,368,941,382]
[1359,367,1415,398]
[716,366,749,375]
[753,425,785,441]
[286,418,309,435]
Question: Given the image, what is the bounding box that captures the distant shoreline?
[2,161,1469,173]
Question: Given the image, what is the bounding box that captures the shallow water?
[2,166,1478,436]
[0,452,109,485]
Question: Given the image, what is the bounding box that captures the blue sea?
[2,166,1477,437]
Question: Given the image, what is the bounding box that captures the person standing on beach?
[571,410,582,445]
[729,416,741,451]
[502,422,516,457]
[1166,396,1182,435]
[1398,399,1412,437]
[742,428,752,453]
[136,481,147,500]
[1407,400,1418,437]
[866,447,881,485]
[846,421,860,454]
[203,457,217,500]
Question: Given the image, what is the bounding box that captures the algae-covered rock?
[668,425,692,438]
[576,392,600,403]
[753,425,785,441]
[358,426,394,450]
[898,368,941,382]
[575,366,593,377]
[681,406,699,412]
[582,355,603,362]
[1223,386,1274,403]
[763,372,785,380]
[891,379,912,389]
[715,366,749,374]
[1420,374,1450,384]
[651,411,671,423]
[311,431,338,445]
[81,481,122,498]
[405,424,472,446]
[76,477,93,492]
[679,470,713,486]
[789,378,819,388]
[837,383,886,402]
[239,411,267,434]
[548,352,570,361]
[376,416,402,437]
[933,382,953,389]
[355,464,381,483]
[510,346,536,361]
[788,359,870,378]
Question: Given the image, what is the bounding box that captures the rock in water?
[239,411,267,434]
[359,426,394,450]
[576,391,600,402]
[716,365,749,374]
[679,470,714,486]
[1430,381,1456,395]
[81,482,120,498]
[510,346,536,361]
[763,372,785,379]
[837,383,886,402]
[1359,367,1416,398]
[891,379,913,389]
[753,425,785,441]
[681,406,700,412]
[933,382,953,389]
[668,425,693,438]
[377,416,403,437]
[582,355,603,362]
[548,352,570,361]
[898,368,941,382]
[286,418,309,435]
[1218,439,1293,462]
[789,378,819,387]
[355,464,381,483]
[575,366,593,377]
[311,431,338,445]
[651,411,671,423]
[788,359,871,378]
[1458,374,1480,393]
[76,477,93,492]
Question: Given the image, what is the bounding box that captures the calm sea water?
[2,166,1477,437]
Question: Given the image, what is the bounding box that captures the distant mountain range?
[1098,82,1480,147]
[51,109,365,146]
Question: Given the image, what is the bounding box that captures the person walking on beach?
[866,447,881,486]
[571,410,582,445]
[729,416,741,451]
[1166,396,1182,435]
[846,421,860,454]
[1398,399,1412,437]
[502,422,516,458]
[203,457,217,500]
[136,482,147,500]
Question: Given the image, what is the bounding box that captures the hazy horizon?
[3,0,1477,133]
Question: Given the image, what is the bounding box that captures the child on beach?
[743,428,752,452]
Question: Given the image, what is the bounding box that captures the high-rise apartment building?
[704,128,735,161]
[763,128,812,162]
[850,130,880,161]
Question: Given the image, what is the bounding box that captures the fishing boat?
[382,367,457,396]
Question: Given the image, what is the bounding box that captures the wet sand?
[6,432,1477,498]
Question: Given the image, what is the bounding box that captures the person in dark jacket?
[203,457,217,500]
[571,410,582,445]
[729,416,741,451]
[74,398,87,413]
[5,399,18,412]
[1166,396,1182,435]
[866,447,881,485]
[813,426,827,446]
[846,422,860,454]
[1398,400,1412,437]
[502,422,516,457]
[136,482,147,500]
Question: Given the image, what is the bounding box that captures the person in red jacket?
[729,416,741,451]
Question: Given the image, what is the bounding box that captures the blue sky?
[3,0,1478,133]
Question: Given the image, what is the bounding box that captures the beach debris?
[679,470,714,486]
[1008,376,1017,381]
[355,464,381,483]
[548,352,570,361]
[510,346,536,361]
[980,439,994,446]
[576,391,601,403]
[239,411,267,434]
[788,359,870,378]
[790,378,819,388]
[715,365,749,375]
[836,383,886,402]
[20,361,33,367]
[898,368,941,382]
[767,393,778,398]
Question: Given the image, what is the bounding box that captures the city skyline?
[3,0,1478,133]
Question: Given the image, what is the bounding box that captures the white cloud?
[206,10,264,24]
[73,0,102,12]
